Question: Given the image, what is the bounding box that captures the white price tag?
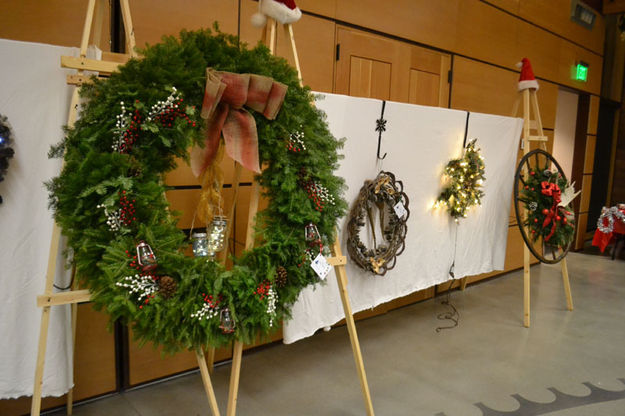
[393,201,407,219]
[311,253,331,280]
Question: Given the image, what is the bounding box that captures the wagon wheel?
[513,149,572,264]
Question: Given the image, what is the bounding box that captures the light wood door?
[335,26,450,106]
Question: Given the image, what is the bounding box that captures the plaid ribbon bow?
[190,68,288,177]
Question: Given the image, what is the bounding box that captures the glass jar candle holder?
[191,231,209,258]
[207,216,228,257]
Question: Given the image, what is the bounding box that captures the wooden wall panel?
[298,0,337,18]
[128,335,232,386]
[450,57,518,117]
[0,0,90,48]
[517,20,561,83]
[588,95,600,135]
[584,135,597,174]
[575,211,589,249]
[335,0,459,53]
[518,0,604,54]
[455,0,519,68]
[580,174,592,212]
[557,39,603,95]
[484,0,519,14]
[0,305,117,415]
[451,58,557,130]
[275,14,336,92]
[130,0,238,48]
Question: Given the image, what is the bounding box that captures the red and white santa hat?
[516,58,539,91]
[252,0,302,26]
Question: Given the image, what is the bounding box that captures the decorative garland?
[518,160,576,249]
[597,206,625,234]
[435,139,485,221]
[0,114,16,204]
[347,171,409,276]
[46,29,347,352]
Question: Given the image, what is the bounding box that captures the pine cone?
[275,266,287,288]
[158,275,177,299]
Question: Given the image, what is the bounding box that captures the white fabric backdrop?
[283,93,522,343]
[0,39,77,398]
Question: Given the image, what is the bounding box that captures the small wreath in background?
[347,171,409,276]
[0,114,16,204]
[596,206,625,234]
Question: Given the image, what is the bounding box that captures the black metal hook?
[375,101,387,160]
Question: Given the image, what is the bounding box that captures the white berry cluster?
[190,303,219,321]
[97,204,122,231]
[266,286,277,327]
[313,181,336,206]
[116,274,158,302]
[112,101,129,152]
[147,87,181,122]
[287,130,307,151]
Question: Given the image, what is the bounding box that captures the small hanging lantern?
[207,215,228,257]
[219,307,235,334]
[136,240,157,272]
[304,222,320,243]
[191,231,209,257]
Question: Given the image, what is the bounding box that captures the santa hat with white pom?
[516,57,539,91]
[252,0,302,27]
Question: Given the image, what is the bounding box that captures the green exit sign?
[575,62,588,82]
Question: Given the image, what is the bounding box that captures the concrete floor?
[47,252,625,416]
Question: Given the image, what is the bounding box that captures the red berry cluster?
[126,249,142,272]
[119,106,142,154]
[201,293,222,308]
[140,293,156,309]
[153,98,196,128]
[254,280,272,300]
[119,191,136,226]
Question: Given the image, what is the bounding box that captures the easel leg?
[459,277,468,291]
[523,246,530,328]
[196,349,221,416]
[332,239,374,415]
[206,347,216,375]
[226,341,244,416]
[66,299,78,415]
[561,258,573,311]
[31,306,52,416]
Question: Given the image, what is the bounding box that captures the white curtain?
[283,93,522,343]
[0,39,77,398]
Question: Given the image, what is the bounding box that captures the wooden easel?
[512,87,574,328]
[217,18,375,416]
[31,2,222,415]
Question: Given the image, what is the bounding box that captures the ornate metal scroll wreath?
[347,171,409,276]
[0,114,16,204]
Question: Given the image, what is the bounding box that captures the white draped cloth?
[283,93,522,343]
[0,39,77,398]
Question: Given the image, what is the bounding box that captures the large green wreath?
[47,29,346,352]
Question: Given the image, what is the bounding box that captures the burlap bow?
[190,68,288,177]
